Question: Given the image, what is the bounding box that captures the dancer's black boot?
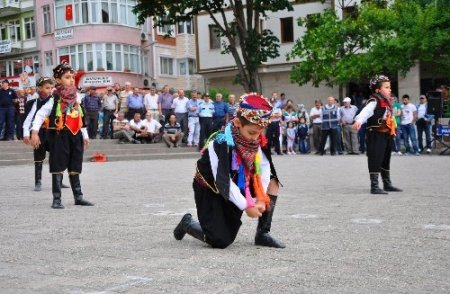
[174,213,206,242]
[381,169,402,192]
[51,173,64,209]
[34,162,43,191]
[370,173,388,194]
[255,195,286,248]
[69,174,94,206]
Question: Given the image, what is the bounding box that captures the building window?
[180,58,196,75]
[0,23,6,40]
[55,0,136,29]
[8,20,21,43]
[280,17,294,43]
[0,61,7,77]
[157,16,174,35]
[43,5,52,34]
[209,25,220,49]
[160,57,174,75]
[178,19,193,34]
[57,43,141,73]
[342,6,357,19]
[24,17,36,39]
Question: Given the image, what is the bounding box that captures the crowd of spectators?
[0,78,448,156]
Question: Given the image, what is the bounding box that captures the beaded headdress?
[238,93,273,127]
[53,62,74,79]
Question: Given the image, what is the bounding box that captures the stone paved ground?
[0,154,449,293]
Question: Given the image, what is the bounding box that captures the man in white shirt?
[172,89,189,143]
[102,87,118,139]
[416,95,432,153]
[129,112,145,143]
[144,87,159,122]
[309,100,323,153]
[400,94,419,155]
[141,111,162,143]
[340,97,359,154]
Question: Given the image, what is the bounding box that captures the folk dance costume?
[174,94,285,249]
[31,63,93,208]
[354,75,402,194]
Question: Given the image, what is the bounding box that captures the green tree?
[288,0,450,97]
[134,0,293,93]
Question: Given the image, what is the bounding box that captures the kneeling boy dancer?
[174,93,285,248]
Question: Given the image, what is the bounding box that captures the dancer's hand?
[30,131,41,149]
[255,200,266,213]
[352,121,362,131]
[245,206,262,218]
[23,136,30,145]
[84,139,89,148]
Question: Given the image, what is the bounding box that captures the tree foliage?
[134,0,293,92]
[288,0,450,89]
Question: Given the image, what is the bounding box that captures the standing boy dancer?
[174,93,285,249]
[30,63,94,208]
[353,75,402,194]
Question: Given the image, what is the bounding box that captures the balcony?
[0,0,34,17]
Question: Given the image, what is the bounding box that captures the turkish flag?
[59,55,70,64]
[65,4,73,21]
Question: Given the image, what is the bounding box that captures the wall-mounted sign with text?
[0,40,12,54]
[55,28,74,41]
[82,76,113,87]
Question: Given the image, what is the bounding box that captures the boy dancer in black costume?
[353,75,402,194]
[30,63,94,208]
[174,93,285,249]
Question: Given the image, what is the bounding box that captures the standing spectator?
[141,112,162,143]
[102,87,118,139]
[282,104,298,153]
[400,94,419,155]
[172,89,189,142]
[158,85,174,123]
[267,101,283,155]
[126,87,144,120]
[296,117,309,154]
[82,86,102,139]
[277,92,287,109]
[334,98,344,155]
[186,90,200,147]
[286,121,297,155]
[309,100,322,154]
[416,95,433,153]
[119,82,132,114]
[163,114,184,148]
[340,97,359,154]
[144,86,159,122]
[297,104,310,124]
[14,88,27,140]
[0,80,17,140]
[357,96,368,154]
[212,93,229,132]
[392,96,403,155]
[112,112,139,144]
[318,96,340,156]
[227,94,238,120]
[198,93,215,150]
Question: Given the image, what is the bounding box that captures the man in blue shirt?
[198,93,215,150]
[126,87,144,120]
[212,93,229,132]
[82,86,102,139]
[0,80,18,140]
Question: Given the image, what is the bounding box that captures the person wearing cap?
[353,75,402,194]
[173,93,285,249]
[30,62,94,209]
[0,79,18,140]
[197,93,215,150]
[102,87,118,139]
[340,97,359,154]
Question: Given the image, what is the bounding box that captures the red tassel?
[259,133,268,147]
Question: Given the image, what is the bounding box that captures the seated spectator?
[129,112,147,143]
[112,112,139,144]
[163,114,184,148]
[141,112,162,143]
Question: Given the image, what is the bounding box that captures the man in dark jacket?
[0,80,18,140]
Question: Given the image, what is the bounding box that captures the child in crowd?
[30,62,94,208]
[286,121,296,155]
[297,117,309,154]
[353,75,402,194]
[173,93,285,249]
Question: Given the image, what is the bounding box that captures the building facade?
[0,0,39,88]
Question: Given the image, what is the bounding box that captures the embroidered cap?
[37,76,54,87]
[238,93,273,127]
[369,74,390,91]
[53,62,74,79]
